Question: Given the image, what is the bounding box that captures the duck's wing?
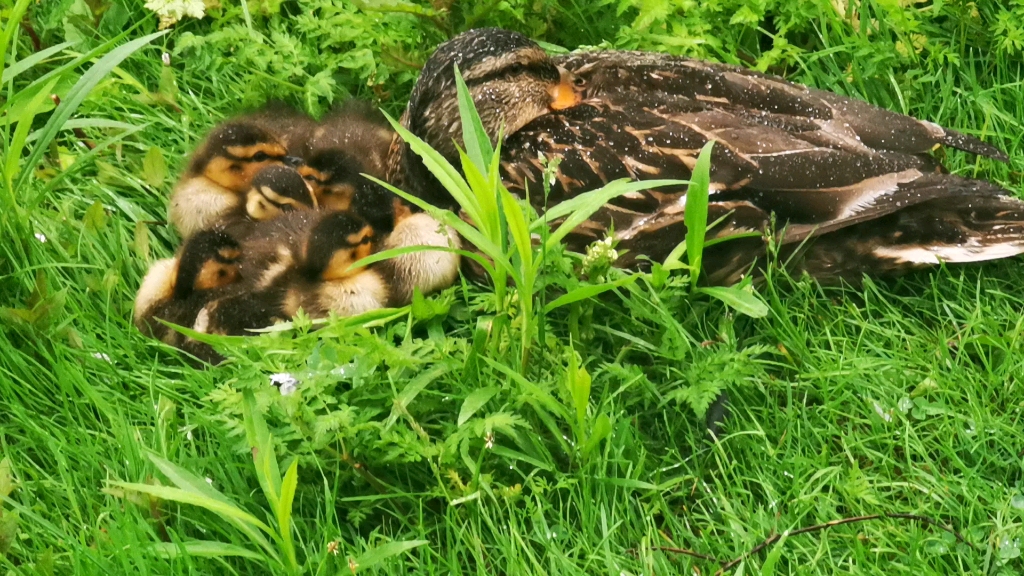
[501,91,1009,245]
[555,51,1009,162]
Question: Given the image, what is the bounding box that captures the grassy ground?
[2,1,1024,574]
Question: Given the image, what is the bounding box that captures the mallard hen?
[386,28,1022,283]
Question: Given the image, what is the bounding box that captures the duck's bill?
[548,68,581,110]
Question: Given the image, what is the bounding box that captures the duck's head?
[300,212,376,281]
[173,229,242,300]
[245,165,317,221]
[406,28,583,160]
[297,148,363,212]
[189,122,304,192]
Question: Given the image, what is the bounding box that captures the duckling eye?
[359,236,372,245]
[251,152,270,162]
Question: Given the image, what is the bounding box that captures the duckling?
[169,121,304,239]
[133,229,242,347]
[298,147,399,233]
[240,101,319,158]
[194,211,389,336]
[222,164,317,240]
[377,210,462,306]
[299,102,398,230]
[281,211,390,318]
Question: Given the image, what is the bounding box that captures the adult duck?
[386,28,1023,283]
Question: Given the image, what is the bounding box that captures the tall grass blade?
[145,540,264,561]
[684,141,714,287]
[14,30,168,195]
[454,64,494,172]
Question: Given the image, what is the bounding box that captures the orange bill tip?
[548,68,582,111]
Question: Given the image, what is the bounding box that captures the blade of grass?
[684,141,714,288]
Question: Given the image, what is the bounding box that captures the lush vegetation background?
[2,0,1024,573]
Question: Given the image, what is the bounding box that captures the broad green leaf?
[384,363,452,429]
[698,282,769,318]
[543,276,637,314]
[134,221,150,259]
[458,387,500,427]
[0,457,12,498]
[544,179,686,250]
[0,41,75,85]
[5,77,60,184]
[0,510,18,555]
[582,413,612,457]
[0,0,33,78]
[362,174,508,275]
[684,141,715,287]
[15,30,168,193]
[145,540,263,560]
[380,111,481,224]
[454,64,494,173]
[141,145,167,187]
[276,459,299,569]
[566,350,591,429]
[761,532,788,576]
[242,391,282,511]
[109,482,274,534]
[352,539,429,571]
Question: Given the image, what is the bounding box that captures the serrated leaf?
[352,539,429,571]
[458,387,499,427]
[141,146,167,187]
[83,200,107,232]
[0,510,19,555]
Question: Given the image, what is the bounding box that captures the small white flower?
[270,372,299,396]
[34,233,47,243]
[92,352,111,362]
[161,52,171,66]
[485,432,494,450]
[205,477,213,485]
[327,540,340,556]
[144,0,206,28]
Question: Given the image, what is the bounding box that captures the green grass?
[3,1,1024,574]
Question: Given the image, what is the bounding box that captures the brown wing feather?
[555,51,1009,162]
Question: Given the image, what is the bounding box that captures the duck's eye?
[303,175,316,182]
[279,204,294,213]
[360,236,372,245]
[505,64,525,76]
[251,152,270,162]
[573,77,586,88]
[217,269,227,278]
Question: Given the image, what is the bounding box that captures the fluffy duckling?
[133,229,242,346]
[240,101,319,158]
[223,164,317,239]
[194,211,388,336]
[169,121,303,239]
[298,147,399,233]
[281,211,389,318]
[377,210,462,306]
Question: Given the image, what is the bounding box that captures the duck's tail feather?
[937,126,1010,162]
[775,171,1011,243]
[790,195,1024,280]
